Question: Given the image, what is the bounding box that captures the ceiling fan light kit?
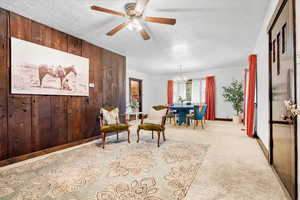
[91,0,176,40]
[127,19,143,32]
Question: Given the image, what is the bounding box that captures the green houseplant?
[127,98,140,113]
[222,80,244,123]
[177,96,185,104]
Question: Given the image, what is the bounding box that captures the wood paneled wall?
[0,9,126,161]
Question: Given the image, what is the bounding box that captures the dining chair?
[186,104,208,129]
[166,109,177,125]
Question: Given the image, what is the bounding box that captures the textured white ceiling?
[0,0,270,74]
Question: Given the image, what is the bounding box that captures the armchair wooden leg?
[157,131,161,147]
[137,128,140,143]
[162,130,166,141]
[201,120,204,129]
[152,131,154,139]
[193,120,196,129]
[102,132,106,149]
[186,118,189,128]
[117,131,119,141]
[173,117,176,125]
[127,129,131,143]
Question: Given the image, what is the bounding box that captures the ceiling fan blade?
[106,22,129,36]
[135,0,149,16]
[145,17,176,25]
[139,29,150,40]
[91,5,126,17]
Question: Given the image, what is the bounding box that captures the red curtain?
[243,69,248,125]
[205,76,215,120]
[167,80,174,105]
[246,55,257,137]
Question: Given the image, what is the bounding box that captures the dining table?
[169,105,194,125]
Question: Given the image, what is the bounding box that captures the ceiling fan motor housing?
[125,3,138,17]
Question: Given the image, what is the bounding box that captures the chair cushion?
[144,107,167,124]
[138,123,164,131]
[101,124,129,133]
[101,107,120,125]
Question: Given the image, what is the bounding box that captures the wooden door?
[268,0,297,199]
[129,78,143,113]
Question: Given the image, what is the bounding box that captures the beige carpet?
[0,121,288,200]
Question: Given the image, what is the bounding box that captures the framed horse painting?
[11,37,89,96]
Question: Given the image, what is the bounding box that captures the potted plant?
[127,98,140,113]
[222,80,244,124]
[177,96,185,105]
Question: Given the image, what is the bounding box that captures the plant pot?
[131,107,139,113]
[232,115,242,124]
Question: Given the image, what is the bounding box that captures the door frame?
[129,77,143,112]
[267,0,297,199]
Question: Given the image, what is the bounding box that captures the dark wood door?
[269,0,297,199]
[129,78,143,113]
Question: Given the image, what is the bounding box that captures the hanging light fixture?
[174,65,188,83]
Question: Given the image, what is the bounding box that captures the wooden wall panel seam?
[0,9,126,162]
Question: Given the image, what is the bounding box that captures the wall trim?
[0,136,101,167]
[256,136,270,161]
[215,118,233,121]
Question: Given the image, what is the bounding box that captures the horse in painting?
[38,65,77,89]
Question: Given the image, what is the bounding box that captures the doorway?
[129,78,143,113]
[268,0,297,199]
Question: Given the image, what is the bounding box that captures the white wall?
[127,66,244,118]
[126,69,165,113]
[159,66,245,119]
[253,0,280,150]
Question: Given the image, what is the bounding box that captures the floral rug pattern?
[0,135,209,200]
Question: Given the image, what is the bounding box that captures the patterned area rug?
[0,135,209,200]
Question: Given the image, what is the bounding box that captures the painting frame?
[11,37,90,96]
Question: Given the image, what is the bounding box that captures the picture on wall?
[11,37,90,96]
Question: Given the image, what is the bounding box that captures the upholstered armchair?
[100,106,130,149]
[137,105,168,147]
[186,104,208,129]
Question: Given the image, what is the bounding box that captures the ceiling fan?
[91,0,176,40]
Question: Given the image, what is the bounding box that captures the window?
[185,80,192,101]
[173,79,206,103]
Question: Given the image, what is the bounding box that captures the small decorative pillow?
[143,108,167,125]
[101,108,120,125]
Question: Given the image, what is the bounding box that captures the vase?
[233,115,242,124]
